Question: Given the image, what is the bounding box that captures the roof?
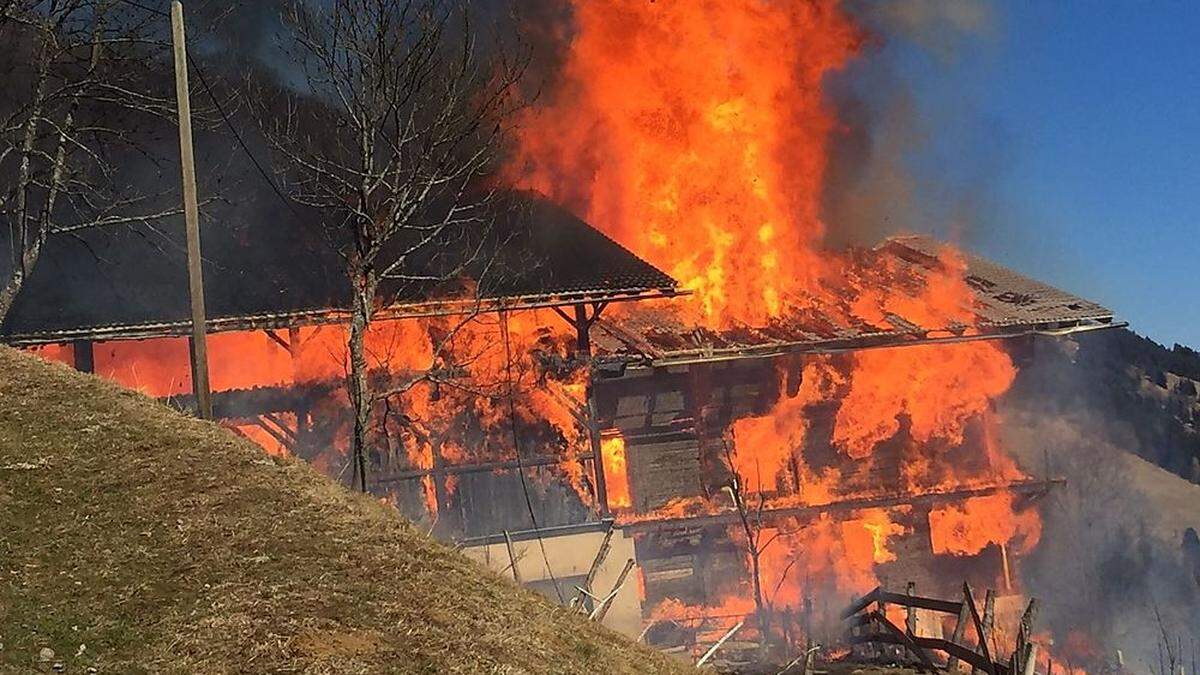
[0,191,678,345]
[592,235,1118,367]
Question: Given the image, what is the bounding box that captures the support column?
[573,303,591,356]
[287,326,310,442]
[588,391,610,516]
[72,340,94,373]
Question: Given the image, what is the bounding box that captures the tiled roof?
[592,235,1118,366]
[0,191,678,345]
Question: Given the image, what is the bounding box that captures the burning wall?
[591,351,1043,626]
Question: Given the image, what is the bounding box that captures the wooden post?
[1000,542,1013,593]
[431,438,448,526]
[170,1,212,420]
[1023,644,1039,675]
[572,303,591,356]
[72,340,94,373]
[803,595,813,663]
[575,523,614,609]
[947,586,972,671]
[973,589,996,675]
[503,530,522,584]
[906,581,918,635]
[587,394,610,515]
[287,327,310,441]
[1013,598,1039,674]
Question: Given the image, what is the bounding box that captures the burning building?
[0,187,1117,651]
[0,0,1135,669]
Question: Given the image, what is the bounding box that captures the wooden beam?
[947,585,972,671]
[696,620,744,667]
[574,523,615,610]
[588,395,609,515]
[623,479,1065,534]
[905,581,918,636]
[964,583,997,675]
[589,558,635,622]
[841,586,881,619]
[849,631,1006,675]
[372,453,594,484]
[876,590,963,616]
[260,412,297,446]
[263,329,290,351]
[873,611,936,671]
[251,416,293,451]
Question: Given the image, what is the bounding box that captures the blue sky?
[879,3,1200,348]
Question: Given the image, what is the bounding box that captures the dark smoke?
[821,0,1002,248]
[1002,333,1200,671]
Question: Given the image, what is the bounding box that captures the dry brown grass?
[0,347,696,674]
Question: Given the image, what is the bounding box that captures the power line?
[186,54,303,220]
[112,0,167,17]
[111,0,300,218]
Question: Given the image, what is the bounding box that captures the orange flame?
[510,0,861,327]
[601,434,631,510]
[929,493,1042,557]
[510,0,1047,620]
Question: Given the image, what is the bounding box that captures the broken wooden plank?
[573,522,615,610]
[947,585,972,671]
[963,583,997,675]
[696,620,745,667]
[589,558,636,622]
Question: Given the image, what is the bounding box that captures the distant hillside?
[1002,328,1200,665]
[0,347,694,674]
[1011,327,1200,484]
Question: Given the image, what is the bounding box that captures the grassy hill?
[0,347,694,674]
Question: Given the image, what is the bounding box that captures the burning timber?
[3,193,1121,666]
[588,236,1116,369]
[0,192,679,347]
[2,0,1179,669]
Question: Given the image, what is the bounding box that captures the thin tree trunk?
[348,263,377,493]
[0,33,50,325]
[749,546,771,647]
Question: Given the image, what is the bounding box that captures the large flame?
[510,0,861,326]
[511,0,1045,629]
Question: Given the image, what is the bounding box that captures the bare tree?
[256,0,526,491]
[0,1,185,323]
[722,439,798,654]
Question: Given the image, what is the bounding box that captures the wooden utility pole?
[170,1,212,419]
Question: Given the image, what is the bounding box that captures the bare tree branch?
[0,0,184,323]
[251,0,528,492]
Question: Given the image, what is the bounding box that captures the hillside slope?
[0,347,694,674]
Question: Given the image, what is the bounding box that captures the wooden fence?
[843,582,1040,675]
